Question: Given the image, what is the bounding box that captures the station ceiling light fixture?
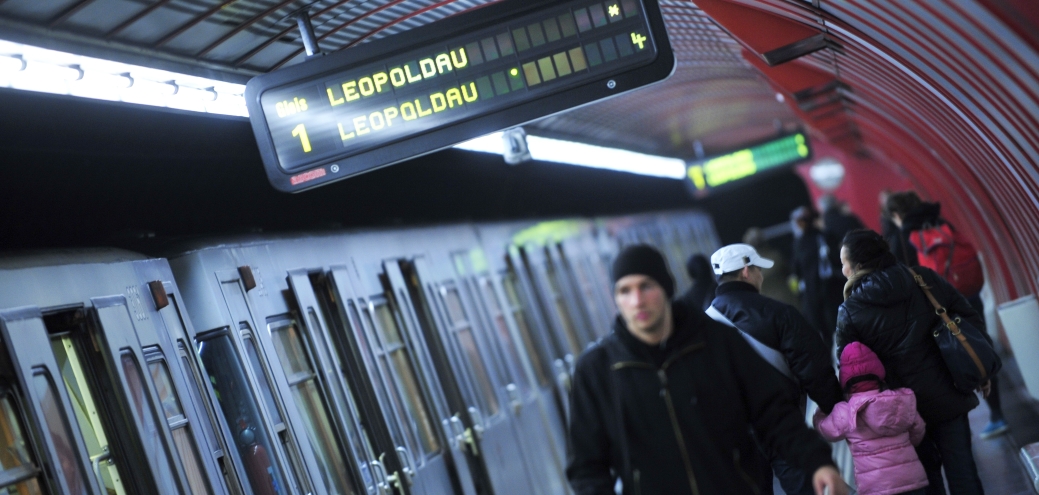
[0,39,247,117]
[456,131,687,179]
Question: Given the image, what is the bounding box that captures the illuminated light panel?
[0,39,247,117]
[455,131,686,179]
[686,133,810,190]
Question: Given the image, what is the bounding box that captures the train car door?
[326,265,470,495]
[453,253,569,495]
[195,272,308,495]
[0,308,90,495]
[284,270,399,495]
[86,296,196,494]
[408,256,537,495]
[543,246,598,348]
[0,379,49,494]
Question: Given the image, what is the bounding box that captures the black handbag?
[907,267,1001,393]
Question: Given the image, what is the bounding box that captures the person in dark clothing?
[790,207,844,349]
[879,190,919,266]
[566,245,848,495]
[886,191,1007,439]
[676,253,717,311]
[837,230,986,495]
[707,243,845,495]
[820,194,866,242]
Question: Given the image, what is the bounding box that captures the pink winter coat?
[813,388,928,495]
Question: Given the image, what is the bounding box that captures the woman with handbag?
[835,229,988,495]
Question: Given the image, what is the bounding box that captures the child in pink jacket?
[813,342,929,495]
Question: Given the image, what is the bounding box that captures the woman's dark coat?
[836,264,980,424]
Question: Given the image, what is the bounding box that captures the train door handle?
[506,383,522,415]
[90,449,112,495]
[395,446,416,486]
[565,353,576,374]
[369,459,391,495]
[467,406,485,438]
[379,453,405,494]
[553,359,572,392]
[442,418,458,448]
[451,415,480,458]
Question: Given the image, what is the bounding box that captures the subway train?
[0,211,719,495]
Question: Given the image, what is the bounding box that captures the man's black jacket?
[566,303,833,495]
[711,281,843,414]
[837,263,980,424]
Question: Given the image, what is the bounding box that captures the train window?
[501,273,549,387]
[367,303,440,459]
[31,374,85,495]
[478,279,530,395]
[197,333,288,495]
[240,336,284,425]
[568,257,610,333]
[119,353,179,492]
[48,336,127,494]
[543,260,582,354]
[0,394,44,494]
[148,359,211,495]
[269,318,355,495]
[440,287,501,417]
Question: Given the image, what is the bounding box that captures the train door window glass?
[119,353,179,492]
[0,394,44,494]
[148,360,210,495]
[240,336,284,425]
[542,262,582,354]
[197,333,288,495]
[31,374,85,495]
[269,318,355,495]
[440,287,500,417]
[48,336,127,495]
[478,279,530,395]
[368,303,440,458]
[501,273,549,386]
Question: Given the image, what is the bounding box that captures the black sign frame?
[245,0,675,192]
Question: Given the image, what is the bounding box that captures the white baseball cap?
[710,243,775,275]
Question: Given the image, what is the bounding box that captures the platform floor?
[777,356,1039,495]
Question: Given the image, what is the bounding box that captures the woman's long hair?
[841,229,898,300]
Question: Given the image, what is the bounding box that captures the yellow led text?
[327,47,469,107]
[337,82,479,141]
[275,97,308,117]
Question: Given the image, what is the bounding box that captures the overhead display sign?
[246,0,674,192]
[686,132,811,192]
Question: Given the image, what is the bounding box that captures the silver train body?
[0,211,718,495]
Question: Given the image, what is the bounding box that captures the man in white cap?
[707,244,844,495]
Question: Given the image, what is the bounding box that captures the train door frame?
[543,245,598,347]
[0,307,93,495]
[555,240,613,339]
[408,255,539,495]
[328,261,468,495]
[270,269,384,495]
[452,251,570,495]
[0,380,48,494]
[195,268,313,495]
[149,277,242,495]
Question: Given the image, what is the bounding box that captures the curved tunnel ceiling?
[1,0,1038,305]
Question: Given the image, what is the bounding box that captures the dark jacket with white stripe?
[566,302,834,495]
[711,281,843,414]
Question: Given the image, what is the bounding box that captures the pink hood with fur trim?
[813,388,929,495]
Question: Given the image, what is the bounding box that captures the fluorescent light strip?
[455,131,686,179]
[0,39,247,117]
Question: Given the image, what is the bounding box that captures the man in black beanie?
[567,244,847,495]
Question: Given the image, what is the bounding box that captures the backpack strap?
[706,305,797,382]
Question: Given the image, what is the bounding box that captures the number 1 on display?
[292,123,312,153]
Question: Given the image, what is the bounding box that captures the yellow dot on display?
[511,68,519,76]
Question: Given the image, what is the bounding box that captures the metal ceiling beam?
[196,0,298,57]
[154,0,238,48]
[48,0,99,27]
[105,0,174,38]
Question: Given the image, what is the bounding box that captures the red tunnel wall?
[702,0,1039,317]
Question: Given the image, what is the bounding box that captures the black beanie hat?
[611,244,675,297]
